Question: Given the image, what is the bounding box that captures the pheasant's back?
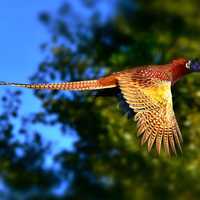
[115,64,172,83]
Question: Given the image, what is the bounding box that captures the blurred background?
[0,0,200,199]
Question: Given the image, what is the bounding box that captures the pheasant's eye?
[186,60,191,69]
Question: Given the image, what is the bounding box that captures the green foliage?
[2,0,200,199]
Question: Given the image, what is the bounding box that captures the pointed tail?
[0,75,118,91]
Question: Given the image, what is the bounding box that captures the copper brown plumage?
[1,58,199,155]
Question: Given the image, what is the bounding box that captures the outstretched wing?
[117,71,182,155]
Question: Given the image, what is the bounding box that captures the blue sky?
[0,1,62,82]
[0,0,79,167]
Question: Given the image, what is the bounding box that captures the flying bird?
[1,58,199,155]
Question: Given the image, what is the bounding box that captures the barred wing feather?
[117,72,182,155]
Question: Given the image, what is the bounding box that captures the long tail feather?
[0,75,118,91]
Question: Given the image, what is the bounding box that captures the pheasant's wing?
[117,72,182,155]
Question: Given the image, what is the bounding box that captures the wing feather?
[117,71,182,155]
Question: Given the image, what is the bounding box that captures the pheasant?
[1,58,199,155]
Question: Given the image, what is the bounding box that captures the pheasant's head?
[186,59,200,72]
